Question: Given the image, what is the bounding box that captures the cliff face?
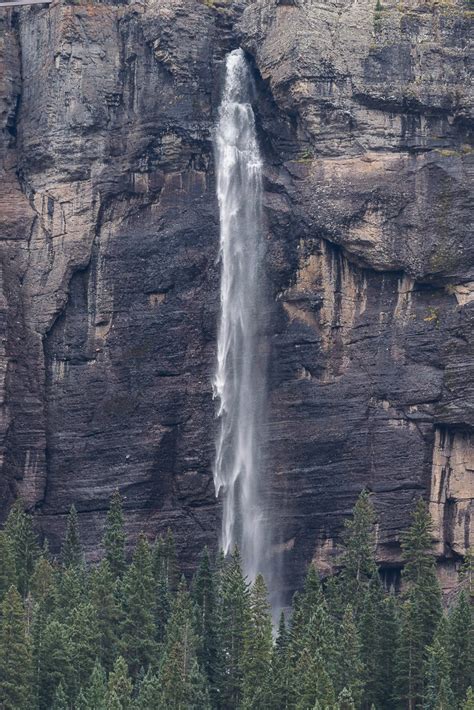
[0,0,472,597]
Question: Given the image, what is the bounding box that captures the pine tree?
[423,637,455,710]
[104,490,126,579]
[291,567,338,709]
[298,565,324,620]
[107,656,132,710]
[89,560,121,670]
[331,491,385,706]
[152,534,165,579]
[216,548,250,708]
[30,559,58,708]
[62,504,83,569]
[336,605,364,706]
[0,531,17,601]
[136,669,161,709]
[397,598,424,710]
[339,490,378,612]
[376,593,399,709]
[163,528,179,589]
[272,612,293,710]
[463,687,474,710]
[401,500,441,594]
[242,574,273,709]
[35,619,72,709]
[357,576,381,706]
[337,686,356,710]
[51,682,69,710]
[447,591,473,705]
[294,647,336,710]
[120,533,156,676]
[289,565,324,660]
[4,499,39,597]
[155,571,172,645]
[80,659,107,710]
[68,602,101,699]
[0,586,33,710]
[30,556,56,607]
[54,564,87,623]
[438,678,456,709]
[293,588,338,688]
[396,499,442,710]
[191,547,219,695]
[158,578,210,709]
[153,528,179,592]
[460,547,473,600]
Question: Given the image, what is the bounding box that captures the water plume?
[213,48,269,585]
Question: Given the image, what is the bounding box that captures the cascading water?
[213,48,268,583]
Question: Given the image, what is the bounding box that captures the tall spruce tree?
[30,556,56,607]
[4,499,39,597]
[376,593,400,709]
[30,557,58,707]
[396,499,442,710]
[51,682,69,710]
[68,601,101,699]
[216,548,250,708]
[35,619,72,710]
[460,547,473,600]
[291,569,338,709]
[107,656,133,710]
[336,605,364,706]
[337,686,356,710]
[120,533,156,676]
[0,585,33,710]
[447,591,473,705]
[104,490,126,579]
[463,687,474,710]
[191,547,219,696]
[294,647,336,710]
[79,659,107,710]
[339,490,378,611]
[0,531,17,601]
[423,637,454,710]
[242,574,273,709]
[153,529,179,592]
[158,578,210,709]
[62,504,83,569]
[272,612,293,710]
[289,565,324,660]
[155,570,172,645]
[54,563,87,623]
[136,669,161,709]
[292,585,337,691]
[90,560,121,670]
[357,576,383,706]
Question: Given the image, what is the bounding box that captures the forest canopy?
[0,491,472,710]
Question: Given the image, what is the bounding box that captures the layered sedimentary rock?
[0,0,472,598]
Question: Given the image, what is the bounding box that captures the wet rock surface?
[0,0,472,597]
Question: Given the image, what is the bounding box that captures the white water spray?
[213,49,268,582]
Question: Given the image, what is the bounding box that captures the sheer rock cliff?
[0,0,472,598]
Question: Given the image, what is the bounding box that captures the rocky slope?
[0,0,472,599]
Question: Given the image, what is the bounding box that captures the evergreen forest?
[0,491,472,710]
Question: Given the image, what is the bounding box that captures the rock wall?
[0,0,472,598]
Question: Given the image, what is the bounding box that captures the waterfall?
[213,49,268,583]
